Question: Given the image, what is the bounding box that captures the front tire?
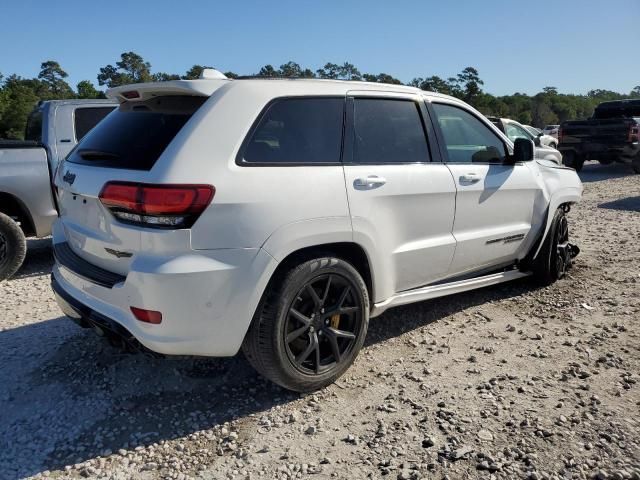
[242,257,369,392]
[532,208,572,286]
[0,212,27,282]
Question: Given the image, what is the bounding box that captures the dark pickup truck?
[558,99,640,172]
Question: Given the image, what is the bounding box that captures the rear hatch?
[55,90,212,276]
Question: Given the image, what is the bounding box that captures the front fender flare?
[532,187,582,259]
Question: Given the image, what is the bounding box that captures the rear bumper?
[51,245,278,356]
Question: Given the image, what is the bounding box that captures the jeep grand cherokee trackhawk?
[51,70,582,392]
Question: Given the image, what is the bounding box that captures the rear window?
[594,101,640,119]
[74,107,115,141]
[240,97,344,164]
[67,96,206,170]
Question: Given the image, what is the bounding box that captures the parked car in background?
[0,99,116,281]
[524,125,558,149]
[488,117,562,164]
[558,99,640,173]
[543,125,560,138]
[51,73,582,392]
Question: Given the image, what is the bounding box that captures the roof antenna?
[199,68,228,80]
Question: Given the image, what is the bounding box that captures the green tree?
[76,80,104,99]
[257,64,279,77]
[152,72,180,82]
[0,75,40,139]
[456,66,484,103]
[362,73,402,84]
[411,75,453,95]
[97,51,153,87]
[182,65,214,80]
[38,60,74,98]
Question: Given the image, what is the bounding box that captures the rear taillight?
[628,124,639,143]
[557,127,564,144]
[99,182,214,229]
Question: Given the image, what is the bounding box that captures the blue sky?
[1,0,638,95]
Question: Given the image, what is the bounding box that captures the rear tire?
[562,151,584,172]
[0,212,27,282]
[242,257,369,392]
[632,154,640,174]
[532,207,572,286]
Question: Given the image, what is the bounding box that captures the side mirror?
[510,138,535,163]
[533,136,541,147]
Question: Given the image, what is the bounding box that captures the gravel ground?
[1,162,639,480]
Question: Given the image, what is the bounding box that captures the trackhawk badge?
[104,247,133,258]
[62,170,76,185]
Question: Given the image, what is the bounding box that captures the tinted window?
[242,98,344,164]
[25,111,43,142]
[352,99,429,163]
[432,103,506,164]
[67,96,206,171]
[74,107,116,141]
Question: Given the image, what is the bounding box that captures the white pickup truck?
[0,99,116,280]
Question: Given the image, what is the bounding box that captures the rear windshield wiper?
[77,149,120,161]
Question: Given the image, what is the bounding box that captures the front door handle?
[354,175,387,189]
[459,173,482,184]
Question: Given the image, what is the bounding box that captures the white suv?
[51,73,583,391]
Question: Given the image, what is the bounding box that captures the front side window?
[241,97,344,164]
[432,103,506,164]
[352,98,430,164]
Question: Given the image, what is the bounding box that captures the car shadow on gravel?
[1,277,541,478]
[11,237,53,280]
[598,196,640,213]
[578,162,637,183]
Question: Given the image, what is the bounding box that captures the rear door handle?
[459,173,482,184]
[354,175,387,189]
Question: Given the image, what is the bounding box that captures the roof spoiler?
[107,70,230,103]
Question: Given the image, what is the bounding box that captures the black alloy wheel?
[284,273,363,375]
[554,215,571,279]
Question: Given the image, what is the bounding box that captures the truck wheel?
[563,151,584,172]
[633,155,640,174]
[243,257,369,392]
[532,208,572,286]
[0,212,27,282]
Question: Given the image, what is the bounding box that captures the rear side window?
[74,107,116,141]
[240,97,344,164]
[352,99,430,164]
[67,96,206,171]
[25,111,43,142]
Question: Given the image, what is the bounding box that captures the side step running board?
[371,270,531,317]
